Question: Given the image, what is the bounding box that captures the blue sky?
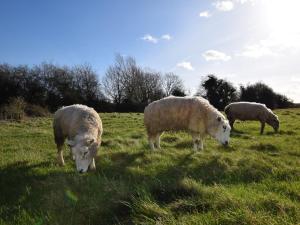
[1,0,300,101]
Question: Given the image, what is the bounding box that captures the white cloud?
[202,50,232,61]
[263,33,300,50]
[199,11,212,18]
[214,1,234,11]
[212,0,254,14]
[141,34,158,43]
[235,0,249,4]
[234,0,256,4]
[239,32,300,58]
[141,34,173,43]
[290,75,300,83]
[239,44,276,58]
[161,34,172,40]
[176,61,194,71]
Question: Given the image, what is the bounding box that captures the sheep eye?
[83,151,88,156]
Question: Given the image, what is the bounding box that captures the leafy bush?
[240,82,293,109]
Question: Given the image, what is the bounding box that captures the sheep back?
[53,104,102,142]
[144,96,222,136]
[225,102,271,122]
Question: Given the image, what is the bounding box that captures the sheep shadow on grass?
[230,129,249,139]
[174,140,193,149]
[161,136,180,143]
[265,130,297,136]
[249,143,280,156]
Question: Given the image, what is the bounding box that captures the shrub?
[0,97,26,121]
[24,104,50,117]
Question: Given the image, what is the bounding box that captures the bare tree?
[121,56,143,102]
[103,54,127,104]
[130,70,163,104]
[103,54,164,105]
[163,73,185,96]
[142,71,164,103]
[74,64,103,102]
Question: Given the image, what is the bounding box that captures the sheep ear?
[217,116,222,122]
[67,139,75,147]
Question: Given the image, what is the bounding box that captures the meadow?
[0,109,300,225]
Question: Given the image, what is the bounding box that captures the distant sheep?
[53,104,103,173]
[224,102,279,134]
[144,96,231,150]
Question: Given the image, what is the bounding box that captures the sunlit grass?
[0,109,300,224]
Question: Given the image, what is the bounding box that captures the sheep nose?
[79,169,84,173]
[224,141,228,146]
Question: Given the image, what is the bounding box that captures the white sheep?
[144,96,231,150]
[53,104,103,173]
[224,102,279,134]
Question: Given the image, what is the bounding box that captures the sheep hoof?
[89,166,96,171]
[57,156,65,166]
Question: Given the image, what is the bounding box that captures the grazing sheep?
[53,104,103,173]
[224,102,279,134]
[144,96,231,150]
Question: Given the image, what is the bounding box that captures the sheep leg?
[198,138,204,150]
[57,146,65,166]
[68,147,75,160]
[155,133,161,149]
[192,133,201,151]
[148,135,155,150]
[89,158,96,171]
[55,136,65,166]
[260,122,265,134]
[229,119,235,130]
[54,125,65,165]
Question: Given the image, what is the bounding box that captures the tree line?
[0,54,293,115]
[197,75,293,110]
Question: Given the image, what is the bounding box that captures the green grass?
[0,109,300,225]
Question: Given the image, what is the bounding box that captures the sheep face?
[67,138,98,173]
[208,116,231,146]
[267,115,279,132]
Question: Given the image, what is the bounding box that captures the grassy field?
[0,109,300,225]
